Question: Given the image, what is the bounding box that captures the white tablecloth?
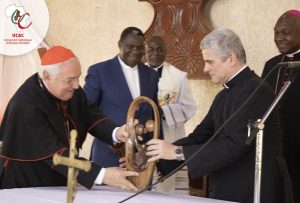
[0,186,236,203]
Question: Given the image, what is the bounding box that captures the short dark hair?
[119,27,145,42]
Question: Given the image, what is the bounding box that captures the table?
[0,186,236,203]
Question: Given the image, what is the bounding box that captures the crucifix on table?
[53,130,91,203]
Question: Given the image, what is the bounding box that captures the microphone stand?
[245,68,295,203]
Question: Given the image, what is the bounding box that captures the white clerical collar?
[286,49,300,58]
[224,65,247,89]
[118,55,138,70]
[41,78,50,90]
[145,62,164,70]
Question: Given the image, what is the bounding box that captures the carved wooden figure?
[125,96,160,189]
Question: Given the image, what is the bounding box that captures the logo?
[0,0,49,56]
[6,4,32,32]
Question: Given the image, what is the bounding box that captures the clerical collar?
[145,62,164,70]
[145,62,164,78]
[153,63,164,70]
[286,49,300,58]
[224,65,248,90]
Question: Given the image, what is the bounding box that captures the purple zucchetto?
[286,9,300,18]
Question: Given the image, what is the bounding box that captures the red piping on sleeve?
[87,118,108,132]
[0,147,68,169]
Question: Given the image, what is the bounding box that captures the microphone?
[278,61,300,70]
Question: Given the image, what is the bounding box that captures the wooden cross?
[53,130,91,203]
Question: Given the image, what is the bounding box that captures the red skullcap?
[286,9,300,19]
[41,46,76,65]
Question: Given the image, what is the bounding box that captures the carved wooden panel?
[139,0,212,79]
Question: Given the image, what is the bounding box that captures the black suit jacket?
[84,56,161,167]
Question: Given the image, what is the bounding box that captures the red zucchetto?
[41,46,75,65]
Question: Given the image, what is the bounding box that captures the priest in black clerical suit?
[262,10,300,202]
[0,46,138,191]
[146,29,294,203]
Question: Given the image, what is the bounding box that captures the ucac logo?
[5,4,32,34]
[0,0,49,56]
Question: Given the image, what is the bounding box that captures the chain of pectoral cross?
[275,55,294,95]
[60,101,70,140]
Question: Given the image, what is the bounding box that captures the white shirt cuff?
[112,127,121,143]
[95,168,106,185]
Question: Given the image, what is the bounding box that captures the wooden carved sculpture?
[53,130,91,203]
[125,96,160,189]
[139,0,212,79]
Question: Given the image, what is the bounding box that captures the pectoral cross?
[53,130,91,203]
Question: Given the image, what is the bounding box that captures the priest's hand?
[103,167,139,191]
[146,139,177,162]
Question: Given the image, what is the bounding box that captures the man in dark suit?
[261,9,300,202]
[146,28,294,203]
[84,27,160,168]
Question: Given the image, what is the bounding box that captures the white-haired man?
[0,46,138,191]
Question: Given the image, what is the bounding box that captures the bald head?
[274,10,300,54]
[146,36,167,68]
